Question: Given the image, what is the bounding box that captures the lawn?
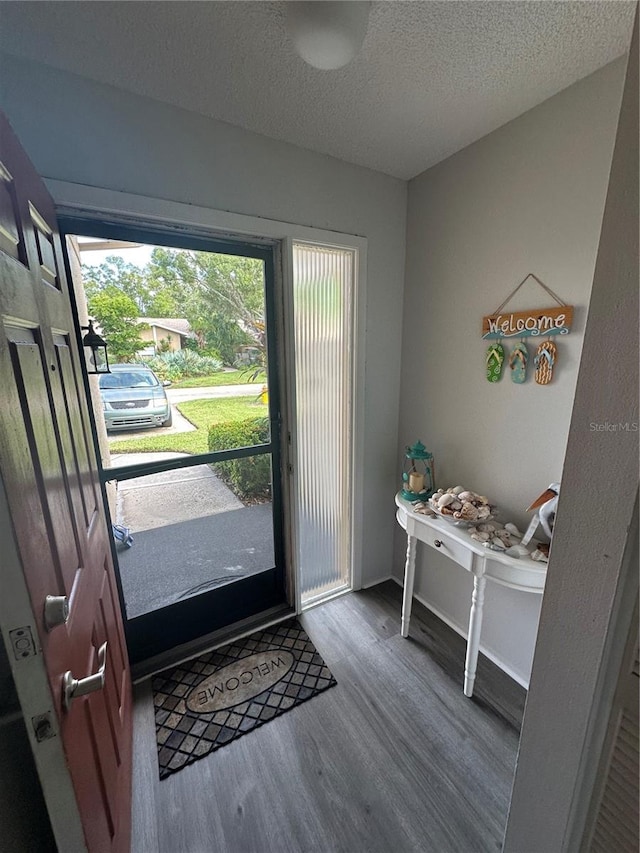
[108,397,268,455]
[172,370,266,388]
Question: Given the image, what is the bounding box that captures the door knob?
[63,642,107,710]
[44,595,69,630]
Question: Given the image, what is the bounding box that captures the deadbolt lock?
[44,595,69,631]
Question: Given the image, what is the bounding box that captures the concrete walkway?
[111,452,242,531]
[110,452,273,618]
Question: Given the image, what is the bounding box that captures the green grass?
[108,396,267,455]
[171,370,266,388]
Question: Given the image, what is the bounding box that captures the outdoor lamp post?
[401,440,435,502]
[81,320,110,375]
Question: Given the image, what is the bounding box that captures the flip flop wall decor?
[486,343,504,382]
[509,342,528,384]
[534,341,557,385]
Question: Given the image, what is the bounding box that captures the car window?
[99,371,159,389]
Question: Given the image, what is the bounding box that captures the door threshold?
[131,602,295,682]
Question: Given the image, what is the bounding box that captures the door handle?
[63,642,107,710]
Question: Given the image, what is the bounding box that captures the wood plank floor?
[131,581,525,853]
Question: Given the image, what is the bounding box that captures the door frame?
[48,180,368,639]
[60,216,291,664]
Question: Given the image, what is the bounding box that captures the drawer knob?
[434,539,443,548]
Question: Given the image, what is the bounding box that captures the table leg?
[464,570,487,697]
[401,534,417,638]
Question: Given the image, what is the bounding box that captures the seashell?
[495,529,511,540]
[477,523,495,533]
[458,502,479,520]
[489,537,506,550]
[476,495,490,505]
[451,486,464,495]
[473,531,490,541]
[416,506,437,517]
[413,502,426,510]
[440,506,455,516]
[504,523,522,538]
[531,549,549,562]
[506,544,529,558]
[458,491,475,503]
[476,505,491,519]
[437,493,455,508]
[450,500,462,511]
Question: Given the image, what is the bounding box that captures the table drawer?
[422,527,474,571]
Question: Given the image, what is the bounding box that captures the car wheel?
[162,410,173,428]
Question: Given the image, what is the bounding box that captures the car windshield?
[99,370,159,389]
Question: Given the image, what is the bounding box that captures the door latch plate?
[9,626,37,660]
[32,712,56,742]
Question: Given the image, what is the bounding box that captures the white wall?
[505,25,637,847]
[396,59,626,684]
[0,52,407,588]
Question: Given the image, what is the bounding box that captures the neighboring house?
[136,317,194,354]
[0,7,637,853]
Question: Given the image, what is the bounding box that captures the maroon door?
[0,113,132,851]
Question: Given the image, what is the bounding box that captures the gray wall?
[396,59,626,684]
[0,52,407,589]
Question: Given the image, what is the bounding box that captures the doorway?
[61,218,290,664]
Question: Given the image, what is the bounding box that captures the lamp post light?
[81,320,110,375]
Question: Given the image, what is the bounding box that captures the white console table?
[395,494,547,697]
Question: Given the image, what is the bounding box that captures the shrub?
[207,417,271,501]
[134,349,223,380]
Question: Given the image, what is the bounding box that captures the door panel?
[0,113,132,852]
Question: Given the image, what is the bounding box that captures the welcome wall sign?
[482,273,574,340]
[482,305,574,340]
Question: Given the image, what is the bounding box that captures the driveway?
[166,383,260,403]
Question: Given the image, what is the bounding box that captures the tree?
[82,255,179,317]
[147,248,265,365]
[88,287,148,363]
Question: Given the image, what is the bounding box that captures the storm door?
[60,217,289,665]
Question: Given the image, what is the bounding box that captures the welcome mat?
[152,619,337,779]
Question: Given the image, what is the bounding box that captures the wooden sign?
[482,305,573,340]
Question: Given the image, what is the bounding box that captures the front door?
[0,114,132,850]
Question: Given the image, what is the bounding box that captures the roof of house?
[137,318,194,337]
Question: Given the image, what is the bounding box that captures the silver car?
[99,364,172,432]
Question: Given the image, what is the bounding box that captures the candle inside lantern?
[409,472,424,493]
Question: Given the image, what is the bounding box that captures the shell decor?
[411,485,545,560]
[427,486,495,523]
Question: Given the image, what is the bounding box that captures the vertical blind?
[292,243,354,602]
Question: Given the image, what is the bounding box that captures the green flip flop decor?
[509,342,528,384]
[486,342,505,383]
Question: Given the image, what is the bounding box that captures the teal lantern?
[401,441,435,502]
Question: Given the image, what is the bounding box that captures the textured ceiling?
[0,1,634,179]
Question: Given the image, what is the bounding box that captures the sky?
[75,236,156,268]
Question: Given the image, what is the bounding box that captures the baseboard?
[362,574,397,589]
[387,576,529,689]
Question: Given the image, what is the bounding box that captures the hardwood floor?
[131,581,525,853]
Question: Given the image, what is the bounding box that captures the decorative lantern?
[81,320,110,375]
[401,440,435,502]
